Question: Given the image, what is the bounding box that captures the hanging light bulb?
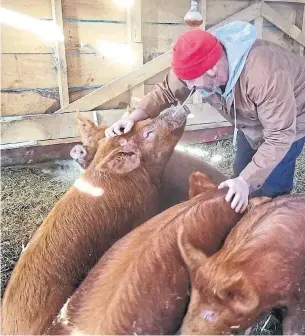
[184,0,203,28]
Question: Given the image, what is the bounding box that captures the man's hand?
[105,108,149,139]
[105,119,134,138]
[218,176,249,213]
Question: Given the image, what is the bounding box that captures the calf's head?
[177,197,272,335]
[77,105,189,178]
[70,112,107,169]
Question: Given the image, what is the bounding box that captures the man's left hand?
[218,176,249,213]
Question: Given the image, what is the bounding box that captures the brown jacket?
[138,39,305,191]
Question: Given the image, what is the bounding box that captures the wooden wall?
[1,0,304,119]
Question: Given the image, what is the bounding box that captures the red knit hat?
[172,29,223,80]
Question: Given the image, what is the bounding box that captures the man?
[105,21,305,213]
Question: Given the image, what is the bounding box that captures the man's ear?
[189,172,217,198]
[95,145,141,175]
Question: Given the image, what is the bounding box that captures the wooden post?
[294,4,305,56]
[51,0,69,109]
[254,16,264,38]
[262,2,305,46]
[193,0,207,104]
[127,0,145,109]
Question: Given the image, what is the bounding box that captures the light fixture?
[184,1,204,28]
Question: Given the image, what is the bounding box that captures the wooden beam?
[193,0,207,104]
[1,141,80,167]
[55,2,261,114]
[265,0,305,3]
[127,0,145,109]
[1,110,126,145]
[51,0,69,108]
[209,2,261,31]
[1,103,229,145]
[255,16,264,38]
[294,5,305,56]
[262,2,305,47]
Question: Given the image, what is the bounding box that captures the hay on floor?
[1,139,305,334]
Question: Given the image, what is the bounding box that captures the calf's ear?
[95,145,141,175]
[189,172,216,198]
[76,111,107,146]
[177,226,207,271]
[215,276,259,316]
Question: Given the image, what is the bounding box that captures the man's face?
[185,58,228,96]
[185,68,220,96]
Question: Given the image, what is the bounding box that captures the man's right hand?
[105,108,149,138]
[105,119,135,138]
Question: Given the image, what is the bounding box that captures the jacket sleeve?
[240,70,297,191]
[137,69,192,118]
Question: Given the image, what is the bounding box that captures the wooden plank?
[1,54,57,89]
[192,0,206,104]
[142,0,251,25]
[52,0,69,108]
[67,54,130,87]
[1,24,53,53]
[133,0,142,43]
[127,0,145,108]
[293,4,305,55]
[180,126,234,145]
[0,88,130,117]
[265,0,305,3]
[56,51,172,113]
[1,102,229,145]
[142,0,188,23]
[142,23,187,62]
[144,70,168,85]
[69,88,130,109]
[184,103,229,130]
[1,22,127,54]
[1,54,131,89]
[262,2,305,47]
[254,16,264,39]
[1,142,80,167]
[64,22,127,53]
[1,0,52,19]
[55,3,262,114]
[61,0,126,21]
[210,2,261,31]
[206,0,253,26]
[1,90,60,116]
[263,26,296,51]
[0,110,126,144]
[263,0,298,51]
[200,0,207,30]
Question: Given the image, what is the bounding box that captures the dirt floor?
[1,139,305,334]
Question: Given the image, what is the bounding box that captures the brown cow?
[70,113,226,210]
[178,194,305,335]
[47,172,243,335]
[1,105,188,335]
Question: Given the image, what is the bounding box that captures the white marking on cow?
[74,178,104,197]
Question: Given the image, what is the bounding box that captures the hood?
[213,21,257,99]
[199,21,257,100]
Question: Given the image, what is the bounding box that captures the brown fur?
[178,194,305,335]
[1,106,187,335]
[46,172,242,334]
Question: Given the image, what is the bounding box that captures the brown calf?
[1,106,188,335]
[70,113,226,210]
[178,194,305,335]
[47,172,242,335]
